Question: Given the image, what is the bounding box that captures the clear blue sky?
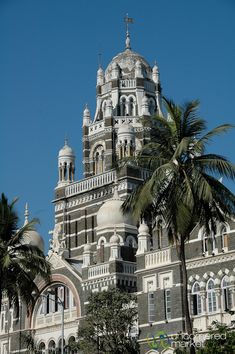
[1,0,235,250]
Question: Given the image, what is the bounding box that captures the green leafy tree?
[76,288,139,354]
[0,193,51,315]
[198,322,235,354]
[121,98,235,353]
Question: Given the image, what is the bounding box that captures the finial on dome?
[24,202,29,225]
[124,14,134,50]
[98,52,102,68]
[64,135,68,146]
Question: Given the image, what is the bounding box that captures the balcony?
[65,170,116,197]
[145,248,171,269]
[120,79,136,89]
[88,263,110,279]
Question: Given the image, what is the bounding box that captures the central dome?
[105,49,152,81]
[96,185,134,228]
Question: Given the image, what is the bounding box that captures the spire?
[24,202,29,226]
[124,14,134,50]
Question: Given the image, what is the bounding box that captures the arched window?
[39,285,75,315]
[207,279,216,313]
[93,145,105,175]
[191,282,202,315]
[102,101,106,116]
[221,275,232,311]
[221,225,228,250]
[58,339,66,354]
[68,336,77,354]
[128,97,135,116]
[48,340,56,354]
[149,99,155,116]
[120,97,126,116]
[38,342,46,354]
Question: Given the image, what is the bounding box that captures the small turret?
[97,66,104,86]
[152,62,159,84]
[83,104,91,127]
[136,221,150,255]
[58,139,75,186]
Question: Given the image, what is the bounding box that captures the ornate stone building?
[1,29,235,354]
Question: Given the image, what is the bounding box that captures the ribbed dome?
[105,49,151,81]
[97,185,134,228]
[59,141,74,158]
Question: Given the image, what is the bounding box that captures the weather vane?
[124,13,134,33]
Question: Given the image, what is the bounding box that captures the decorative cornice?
[186,252,235,269]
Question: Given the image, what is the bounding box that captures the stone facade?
[1,30,235,354]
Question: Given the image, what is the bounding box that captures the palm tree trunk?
[178,240,196,354]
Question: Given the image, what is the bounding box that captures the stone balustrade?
[65,170,116,197]
[88,263,110,279]
[145,248,171,268]
[120,79,136,89]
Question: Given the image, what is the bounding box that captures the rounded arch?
[127,94,137,116]
[89,140,106,158]
[31,274,81,328]
[125,235,137,248]
[149,97,156,116]
[120,95,128,116]
[97,236,107,247]
[102,100,107,114]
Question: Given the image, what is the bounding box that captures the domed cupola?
[22,203,44,252]
[97,66,104,86]
[152,62,159,84]
[83,104,91,127]
[57,139,75,186]
[96,183,134,229]
[117,124,135,158]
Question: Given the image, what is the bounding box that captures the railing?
[123,262,137,274]
[65,170,117,197]
[88,263,110,279]
[101,82,112,94]
[145,248,171,268]
[120,79,136,89]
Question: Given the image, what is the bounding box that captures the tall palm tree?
[122,98,235,350]
[0,193,51,316]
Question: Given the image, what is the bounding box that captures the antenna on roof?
[98,52,102,68]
